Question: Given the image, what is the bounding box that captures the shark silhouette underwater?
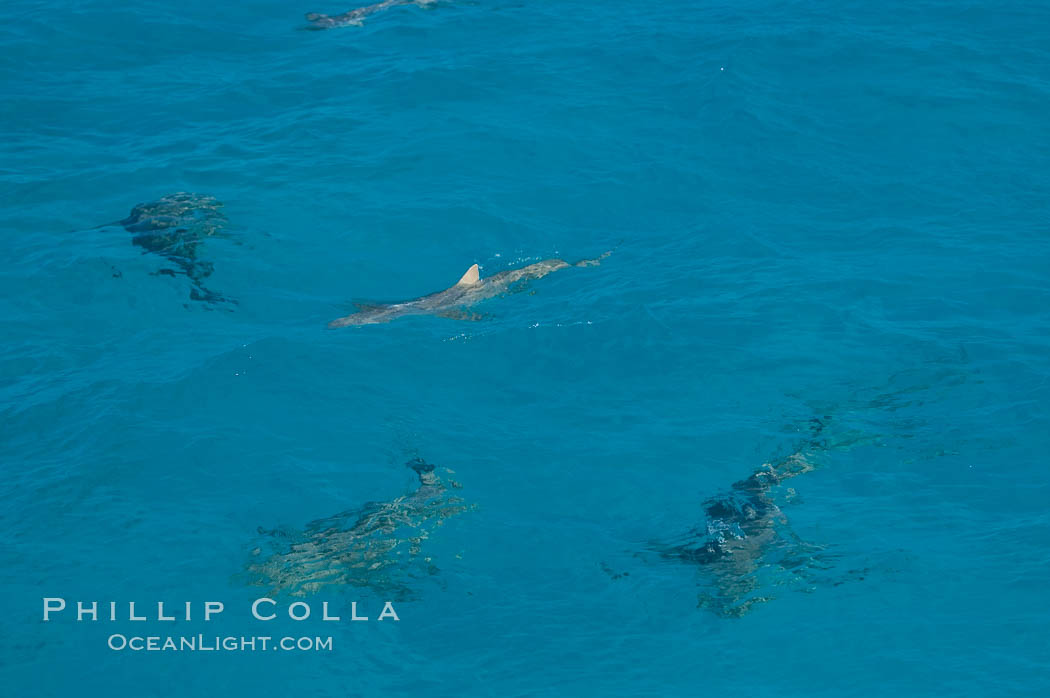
[305,0,437,29]
[246,458,473,598]
[98,192,232,304]
[641,419,859,617]
[329,251,610,327]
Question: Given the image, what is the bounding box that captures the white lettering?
[77,601,97,621]
[204,601,224,621]
[42,598,65,621]
[378,602,399,621]
[322,602,340,621]
[252,598,276,621]
[288,601,310,621]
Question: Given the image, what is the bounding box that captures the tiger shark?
[305,0,435,29]
[328,252,610,328]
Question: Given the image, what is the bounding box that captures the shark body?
[101,192,231,303]
[247,458,471,598]
[329,252,609,328]
[651,419,832,616]
[305,0,434,29]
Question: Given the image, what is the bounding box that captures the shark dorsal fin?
[456,264,480,286]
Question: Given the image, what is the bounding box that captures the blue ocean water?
[2,0,1049,695]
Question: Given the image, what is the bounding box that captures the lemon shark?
[636,417,879,616]
[647,419,833,617]
[247,458,472,598]
[328,252,610,328]
[305,0,435,29]
[97,192,231,304]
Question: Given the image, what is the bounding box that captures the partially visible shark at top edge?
[328,251,611,328]
[305,0,436,29]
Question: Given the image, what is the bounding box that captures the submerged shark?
[305,0,435,29]
[246,458,472,598]
[646,419,841,617]
[329,252,610,327]
[101,192,231,303]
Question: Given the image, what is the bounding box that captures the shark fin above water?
[456,264,480,286]
[328,253,606,327]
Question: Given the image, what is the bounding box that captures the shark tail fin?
[574,250,614,267]
[456,264,480,286]
[407,458,435,474]
[407,458,436,483]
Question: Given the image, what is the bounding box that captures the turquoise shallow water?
[2,0,1049,695]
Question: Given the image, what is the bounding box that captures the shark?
[328,251,610,327]
[247,458,472,598]
[305,0,436,29]
[645,419,842,617]
[99,192,231,303]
